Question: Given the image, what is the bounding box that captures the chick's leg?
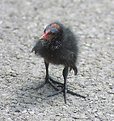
[44,61,59,90]
[45,61,49,83]
[63,67,68,103]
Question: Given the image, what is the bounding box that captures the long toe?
[67,89,86,99]
[49,77,64,86]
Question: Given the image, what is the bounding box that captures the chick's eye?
[50,28,58,34]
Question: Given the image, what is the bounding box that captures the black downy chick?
[32,22,85,103]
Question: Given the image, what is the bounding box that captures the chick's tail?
[70,66,78,75]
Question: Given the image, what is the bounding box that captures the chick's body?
[31,22,85,103]
[32,23,78,72]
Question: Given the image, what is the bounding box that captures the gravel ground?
[0,0,114,121]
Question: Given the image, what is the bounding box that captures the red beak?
[39,33,48,40]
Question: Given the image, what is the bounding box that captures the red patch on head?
[39,32,49,40]
[44,33,49,39]
[51,23,61,30]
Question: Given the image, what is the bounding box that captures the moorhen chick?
[32,22,85,103]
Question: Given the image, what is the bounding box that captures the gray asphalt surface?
[0,0,114,121]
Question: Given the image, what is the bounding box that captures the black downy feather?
[32,22,78,75]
